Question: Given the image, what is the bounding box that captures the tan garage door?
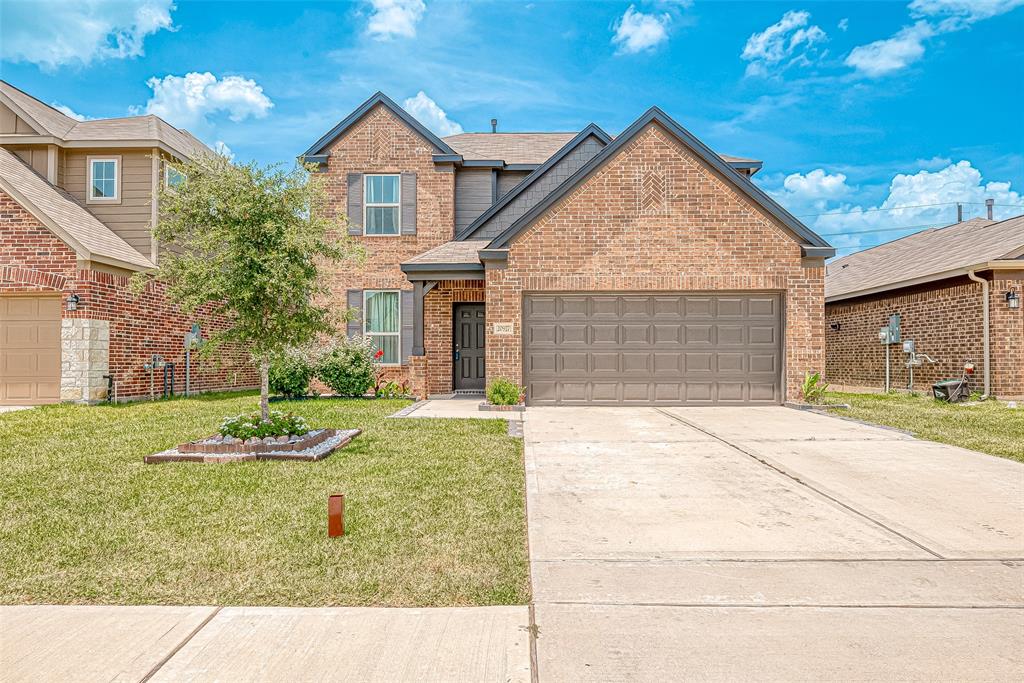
[0,296,61,405]
[523,293,782,406]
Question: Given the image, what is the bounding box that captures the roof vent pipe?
[986,198,994,220]
[490,118,498,133]
[957,203,963,223]
[966,270,991,398]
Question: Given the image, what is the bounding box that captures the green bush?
[268,348,315,398]
[219,410,310,439]
[316,336,376,397]
[487,377,524,405]
[376,380,410,399]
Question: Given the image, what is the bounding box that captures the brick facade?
[318,104,456,390]
[1,190,257,402]
[824,277,1024,398]
[484,124,824,401]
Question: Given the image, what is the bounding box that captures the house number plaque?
[493,322,514,335]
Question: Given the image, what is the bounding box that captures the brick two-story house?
[302,93,835,405]
[0,81,256,404]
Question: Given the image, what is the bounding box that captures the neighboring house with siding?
[0,80,256,404]
[825,215,1024,398]
[302,91,834,406]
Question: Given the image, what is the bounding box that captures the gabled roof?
[301,91,457,160]
[0,80,211,160]
[826,215,1024,302]
[455,124,612,241]
[0,147,153,271]
[484,107,832,257]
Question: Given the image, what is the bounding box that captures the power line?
[795,201,1022,219]
[816,221,950,237]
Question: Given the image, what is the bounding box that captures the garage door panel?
[523,292,782,406]
[1,296,61,405]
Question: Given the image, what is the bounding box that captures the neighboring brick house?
[301,92,835,405]
[825,215,1024,399]
[0,81,256,404]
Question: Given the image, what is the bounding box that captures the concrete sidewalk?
[1,605,531,683]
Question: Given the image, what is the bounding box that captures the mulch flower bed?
[144,428,361,464]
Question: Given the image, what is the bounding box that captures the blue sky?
[1,0,1022,255]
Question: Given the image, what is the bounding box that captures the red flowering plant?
[371,348,388,395]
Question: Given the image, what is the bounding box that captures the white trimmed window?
[88,157,120,201]
[363,289,400,364]
[364,174,400,235]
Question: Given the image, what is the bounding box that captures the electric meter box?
[902,340,915,354]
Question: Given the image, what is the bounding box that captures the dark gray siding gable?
[454,168,494,231]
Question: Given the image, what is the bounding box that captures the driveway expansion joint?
[653,408,946,560]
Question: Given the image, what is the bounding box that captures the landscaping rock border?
[144,428,361,464]
[478,402,525,413]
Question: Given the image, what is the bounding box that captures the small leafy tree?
[140,154,361,419]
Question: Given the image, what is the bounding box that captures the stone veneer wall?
[61,319,109,402]
[484,123,824,402]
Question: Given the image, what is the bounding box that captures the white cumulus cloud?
[51,103,91,121]
[845,21,934,77]
[612,6,672,55]
[0,0,175,70]
[139,72,274,131]
[769,161,1024,253]
[846,0,1023,78]
[402,91,464,136]
[366,0,426,40]
[741,10,828,77]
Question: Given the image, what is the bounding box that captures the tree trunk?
[260,357,270,421]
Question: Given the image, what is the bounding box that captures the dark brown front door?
[454,304,486,391]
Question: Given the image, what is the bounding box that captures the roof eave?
[302,92,457,158]
[825,259,1024,303]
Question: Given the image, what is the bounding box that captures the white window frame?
[363,289,401,366]
[87,155,121,204]
[363,174,401,236]
[164,163,186,189]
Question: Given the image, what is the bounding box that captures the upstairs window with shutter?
[364,174,400,235]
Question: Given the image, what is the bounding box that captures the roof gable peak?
[301,91,456,159]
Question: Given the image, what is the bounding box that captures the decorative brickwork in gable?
[824,278,1023,398]
[485,124,824,401]
[319,103,457,388]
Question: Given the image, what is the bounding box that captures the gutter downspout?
[966,270,991,397]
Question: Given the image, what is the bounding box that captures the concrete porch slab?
[0,605,217,683]
[149,606,531,683]
[394,397,522,421]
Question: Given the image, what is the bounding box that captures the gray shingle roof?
[825,215,1024,301]
[0,80,211,160]
[0,147,153,270]
[403,240,489,266]
[443,131,761,168]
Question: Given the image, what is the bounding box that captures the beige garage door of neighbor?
[523,293,782,406]
[0,296,61,405]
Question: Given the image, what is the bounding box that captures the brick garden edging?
[144,428,361,464]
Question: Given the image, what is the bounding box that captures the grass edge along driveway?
[0,392,530,607]
[830,391,1024,463]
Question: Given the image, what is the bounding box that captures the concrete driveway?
[525,406,1024,681]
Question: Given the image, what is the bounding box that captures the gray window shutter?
[400,172,416,235]
[401,290,413,363]
[347,174,363,235]
[346,289,362,338]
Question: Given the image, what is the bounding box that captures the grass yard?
[0,393,529,607]
[830,391,1024,463]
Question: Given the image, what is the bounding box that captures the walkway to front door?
[454,304,485,391]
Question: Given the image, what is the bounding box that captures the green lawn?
[0,393,529,607]
[829,391,1024,463]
